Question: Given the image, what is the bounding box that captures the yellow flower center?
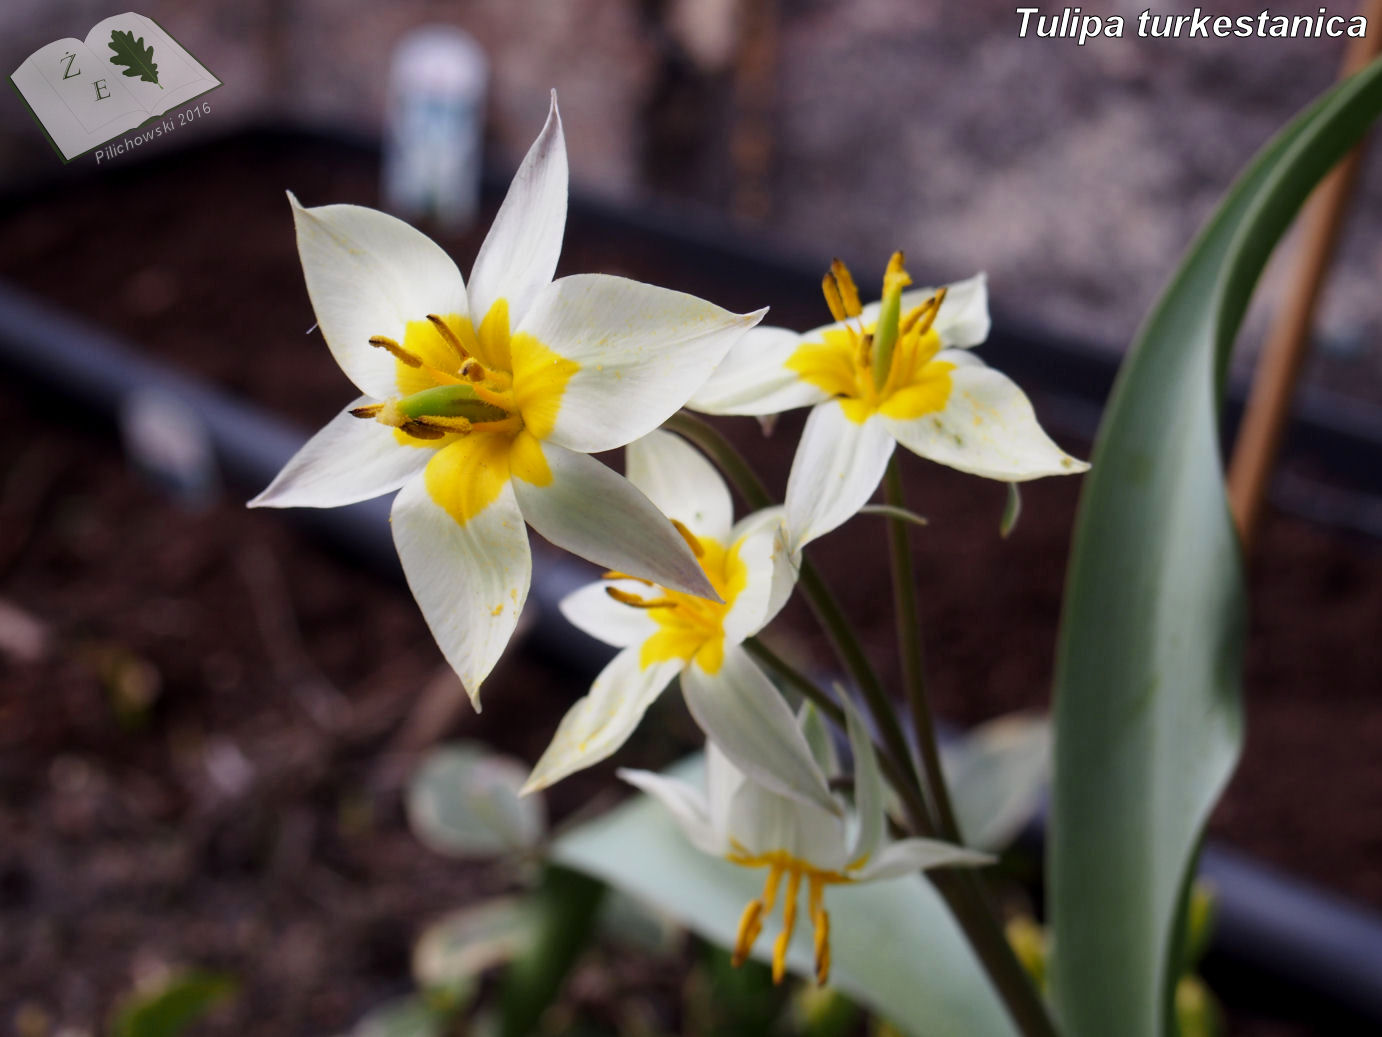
[726,848,849,986]
[785,255,956,425]
[603,522,747,675]
[352,300,579,524]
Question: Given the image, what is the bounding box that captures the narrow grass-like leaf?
[1049,59,1382,1037]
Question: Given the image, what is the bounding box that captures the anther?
[671,519,704,558]
[350,403,383,419]
[901,286,947,338]
[733,900,765,968]
[771,870,802,985]
[459,358,488,382]
[425,314,470,360]
[605,587,676,609]
[601,571,655,586]
[369,334,423,367]
[399,421,444,440]
[413,414,473,434]
[813,910,831,985]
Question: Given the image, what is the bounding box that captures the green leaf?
[553,757,1017,1037]
[108,30,161,86]
[110,971,236,1037]
[1048,58,1382,1037]
[407,742,546,858]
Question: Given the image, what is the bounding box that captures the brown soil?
[1,134,1378,1035]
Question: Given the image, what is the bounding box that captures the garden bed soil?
[1,134,1379,1035]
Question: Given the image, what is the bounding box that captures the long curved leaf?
[1049,59,1382,1037]
[554,757,1018,1037]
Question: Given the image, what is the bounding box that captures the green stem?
[884,458,962,842]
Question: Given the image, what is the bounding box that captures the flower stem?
[884,457,962,842]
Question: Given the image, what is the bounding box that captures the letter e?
[93,79,110,100]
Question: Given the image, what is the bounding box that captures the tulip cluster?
[253,92,1087,987]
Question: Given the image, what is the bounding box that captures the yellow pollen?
[772,869,802,984]
[459,358,487,382]
[350,403,383,419]
[671,518,704,557]
[786,252,958,426]
[369,334,422,367]
[425,313,470,359]
[725,851,847,987]
[605,587,676,609]
[413,414,473,434]
[601,570,654,586]
[608,533,746,674]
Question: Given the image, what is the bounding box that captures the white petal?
[249,397,431,509]
[718,521,777,647]
[512,440,716,599]
[798,701,841,778]
[860,272,990,349]
[843,695,886,866]
[558,580,658,648]
[290,195,467,399]
[467,92,566,330]
[680,645,838,815]
[618,767,722,855]
[523,648,681,792]
[883,355,1090,482]
[706,739,749,844]
[729,507,797,627]
[519,273,765,454]
[784,404,895,550]
[391,472,530,710]
[722,760,848,870]
[688,326,829,416]
[625,430,733,542]
[852,838,994,882]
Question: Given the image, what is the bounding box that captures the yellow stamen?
[399,421,444,440]
[605,587,676,609]
[900,285,947,340]
[350,403,383,419]
[413,414,473,434]
[830,259,862,317]
[671,519,704,557]
[733,900,764,968]
[810,875,831,985]
[425,313,470,360]
[459,358,488,382]
[601,570,655,586]
[814,910,831,985]
[468,382,516,413]
[369,335,422,367]
[772,869,802,984]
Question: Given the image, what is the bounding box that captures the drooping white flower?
[251,94,764,708]
[523,430,835,813]
[690,254,1088,549]
[621,701,991,985]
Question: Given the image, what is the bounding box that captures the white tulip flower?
[525,430,837,813]
[251,94,764,707]
[621,701,991,986]
[690,253,1088,549]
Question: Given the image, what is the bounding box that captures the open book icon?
[10,12,220,162]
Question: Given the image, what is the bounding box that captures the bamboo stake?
[1227,0,1382,553]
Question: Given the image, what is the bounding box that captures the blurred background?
[1,1,1381,1034]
